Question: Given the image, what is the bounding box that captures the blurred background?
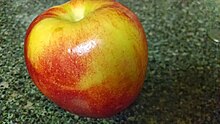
[0,0,219,123]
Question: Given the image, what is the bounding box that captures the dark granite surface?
[0,0,220,123]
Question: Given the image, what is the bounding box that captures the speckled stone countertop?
[0,0,220,123]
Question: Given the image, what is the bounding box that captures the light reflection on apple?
[67,39,98,56]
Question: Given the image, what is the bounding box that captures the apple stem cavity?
[60,2,85,22]
[71,6,85,22]
[66,0,116,22]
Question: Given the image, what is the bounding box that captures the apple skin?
[24,0,148,118]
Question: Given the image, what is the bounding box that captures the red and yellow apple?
[24,0,148,118]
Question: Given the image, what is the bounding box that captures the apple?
[24,0,148,118]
